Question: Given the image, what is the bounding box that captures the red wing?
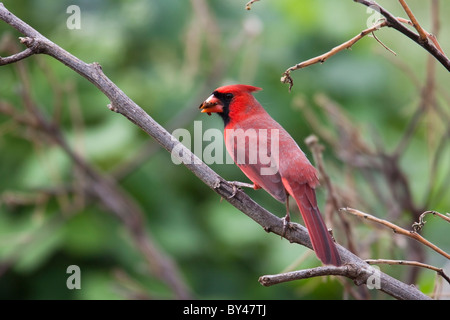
[236,162,286,202]
[225,127,286,202]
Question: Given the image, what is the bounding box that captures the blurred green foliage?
[0,0,449,300]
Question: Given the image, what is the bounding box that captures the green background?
[0,0,449,299]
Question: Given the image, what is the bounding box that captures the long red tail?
[285,181,341,266]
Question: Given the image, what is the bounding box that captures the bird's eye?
[225,93,233,99]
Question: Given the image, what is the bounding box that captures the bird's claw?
[226,181,255,199]
[281,215,291,238]
[228,184,239,199]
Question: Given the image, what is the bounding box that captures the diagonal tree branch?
[0,3,433,300]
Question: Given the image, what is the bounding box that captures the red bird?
[199,84,341,266]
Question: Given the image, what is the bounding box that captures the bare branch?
[412,210,450,232]
[354,0,449,71]
[0,47,34,65]
[398,0,429,44]
[260,265,362,286]
[245,0,260,10]
[282,1,450,90]
[366,259,450,285]
[341,207,450,260]
[371,31,397,55]
[281,20,388,90]
[259,263,413,298]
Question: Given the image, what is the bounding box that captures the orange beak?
[199,94,223,116]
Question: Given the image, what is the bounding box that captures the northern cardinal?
[199,84,341,266]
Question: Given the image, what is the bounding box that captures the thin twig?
[395,16,445,56]
[428,0,444,55]
[354,1,449,71]
[260,265,356,286]
[0,47,34,65]
[412,210,450,232]
[366,259,450,285]
[282,4,450,91]
[341,207,450,259]
[281,20,388,90]
[259,264,385,290]
[398,0,429,43]
[245,0,260,10]
[371,31,396,56]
